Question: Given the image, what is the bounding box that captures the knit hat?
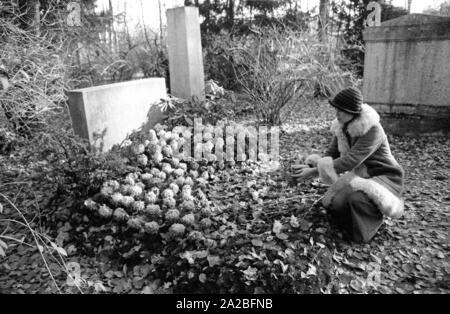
[329,87,363,114]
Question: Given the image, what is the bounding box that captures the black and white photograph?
[0,0,448,298]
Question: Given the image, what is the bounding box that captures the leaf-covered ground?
[0,99,449,294]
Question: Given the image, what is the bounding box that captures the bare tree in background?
[407,0,413,13]
[158,0,164,45]
[18,0,41,35]
[318,0,329,42]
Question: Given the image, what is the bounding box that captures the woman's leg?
[348,191,384,243]
[328,185,354,234]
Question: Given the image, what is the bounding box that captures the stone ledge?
[67,78,166,153]
[363,22,450,42]
[369,103,450,134]
[369,103,450,119]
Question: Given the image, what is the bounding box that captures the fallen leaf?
[273,220,283,235]
[199,273,207,283]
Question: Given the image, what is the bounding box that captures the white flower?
[111,192,124,206]
[188,231,204,241]
[145,204,162,216]
[204,141,214,152]
[148,143,160,154]
[169,183,180,194]
[171,158,180,168]
[132,201,146,212]
[100,186,114,198]
[144,192,158,204]
[120,196,135,208]
[162,131,172,141]
[178,162,188,172]
[120,184,132,195]
[158,139,167,147]
[131,144,145,155]
[181,213,195,226]
[172,126,186,135]
[162,145,173,157]
[175,177,186,187]
[152,152,163,164]
[173,168,185,177]
[214,137,224,147]
[125,173,138,185]
[200,218,212,229]
[154,124,164,132]
[163,197,176,208]
[184,177,194,187]
[200,206,212,217]
[127,217,144,230]
[161,163,173,174]
[203,132,213,142]
[141,173,153,182]
[113,208,129,221]
[129,185,143,198]
[84,199,97,211]
[165,209,180,221]
[137,154,148,166]
[148,129,158,141]
[169,223,186,236]
[105,180,120,191]
[182,184,192,193]
[144,221,160,234]
[204,124,214,134]
[162,189,175,200]
[98,205,113,218]
[189,170,199,178]
[181,200,195,211]
[157,130,166,139]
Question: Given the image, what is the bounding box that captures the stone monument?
[362,14,450,134]
[66,78,166,152]
[167,6,205,101]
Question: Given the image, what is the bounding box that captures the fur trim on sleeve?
[317,157,338,185]
[305,154,322,167]
[321,172,404,219]
[349,177,404,218]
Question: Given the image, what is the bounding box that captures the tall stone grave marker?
[362,14,450,134]
[167,6,205,100]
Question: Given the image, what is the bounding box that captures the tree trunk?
[227,0,235,29]
[158,0,164,45]
[407,0,413,13]
[318,0,329,42]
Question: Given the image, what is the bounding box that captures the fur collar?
[330,104,380,138]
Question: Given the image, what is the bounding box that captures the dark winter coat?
[306,104,405,218]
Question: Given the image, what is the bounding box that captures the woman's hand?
[291,167,318,181]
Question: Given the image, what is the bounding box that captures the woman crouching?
[293,87,405,243]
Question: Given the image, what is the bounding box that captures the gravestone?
[167,6,205,100]
[66,78,166,152]
[362,14,450,134]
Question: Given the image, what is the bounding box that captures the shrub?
[204,25,358,126]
